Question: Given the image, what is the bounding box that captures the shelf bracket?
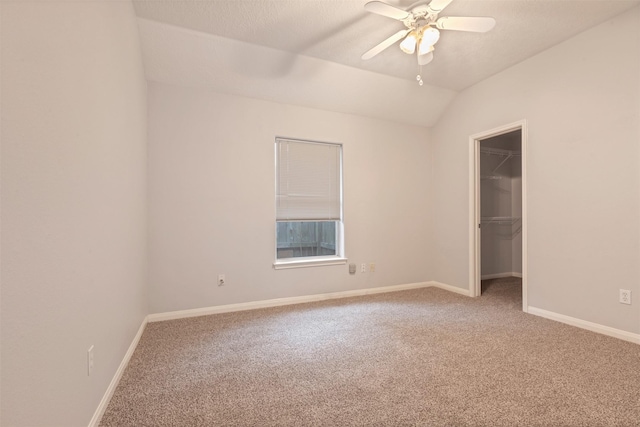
[492,153,513,174]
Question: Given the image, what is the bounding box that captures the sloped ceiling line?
[133,0,640,126]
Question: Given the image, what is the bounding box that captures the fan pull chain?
[416,65,424,86]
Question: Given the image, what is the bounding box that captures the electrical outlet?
[218,274,225,286]
[370,263,376,273]
[360,263,366,273]
[620,289,631,305]
[87,345,94,376]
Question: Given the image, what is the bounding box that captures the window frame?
[273,137,346,270]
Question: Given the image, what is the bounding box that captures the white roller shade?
[276,138,342,221]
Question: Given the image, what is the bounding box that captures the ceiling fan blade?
[427,0,453,13]
[417,51,434,66]
[361,29,410,60]
[364,1,410,21]
[436,16,496,32]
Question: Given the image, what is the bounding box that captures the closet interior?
[480,130,522,293]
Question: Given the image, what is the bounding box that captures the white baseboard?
[428,281,471,297]
[148,281,471,323]
[481,272,522,280]
[88,316,148,427]
[148,281,473,322]
[528,306,640,345]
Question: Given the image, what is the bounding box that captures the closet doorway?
[470,121,528,311]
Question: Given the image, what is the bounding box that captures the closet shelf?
[481,216,521,225]
[480,147,521,174]
[480,147,521,157]
[481,175,502,180]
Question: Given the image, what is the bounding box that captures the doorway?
[469,121,528,311]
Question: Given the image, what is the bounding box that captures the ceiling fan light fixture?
[361,1,497,69]
[418,26,440,54]
[399,30,418,54]
[418,45,435,57]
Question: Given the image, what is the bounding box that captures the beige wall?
[2,3,640,425]
[147,83,433,314]
[1,1,148,425]
[430,6,640,332]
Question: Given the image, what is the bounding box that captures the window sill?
[273,257,348,270]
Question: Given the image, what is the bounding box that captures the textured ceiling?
[137,18,457,127]
[133,0,640,91]
[133,0,639,127]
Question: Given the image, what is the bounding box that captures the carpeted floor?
[101,280,640,426]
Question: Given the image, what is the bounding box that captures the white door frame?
[468,120,528,312]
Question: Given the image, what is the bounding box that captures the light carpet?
[101,280,640,426]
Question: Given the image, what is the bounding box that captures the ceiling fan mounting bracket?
[401,3,438,30]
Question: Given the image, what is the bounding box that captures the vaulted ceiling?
[133,0,639,126]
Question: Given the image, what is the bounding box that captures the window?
[274,138,345,268]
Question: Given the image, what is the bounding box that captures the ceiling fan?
[361,0,496,69]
